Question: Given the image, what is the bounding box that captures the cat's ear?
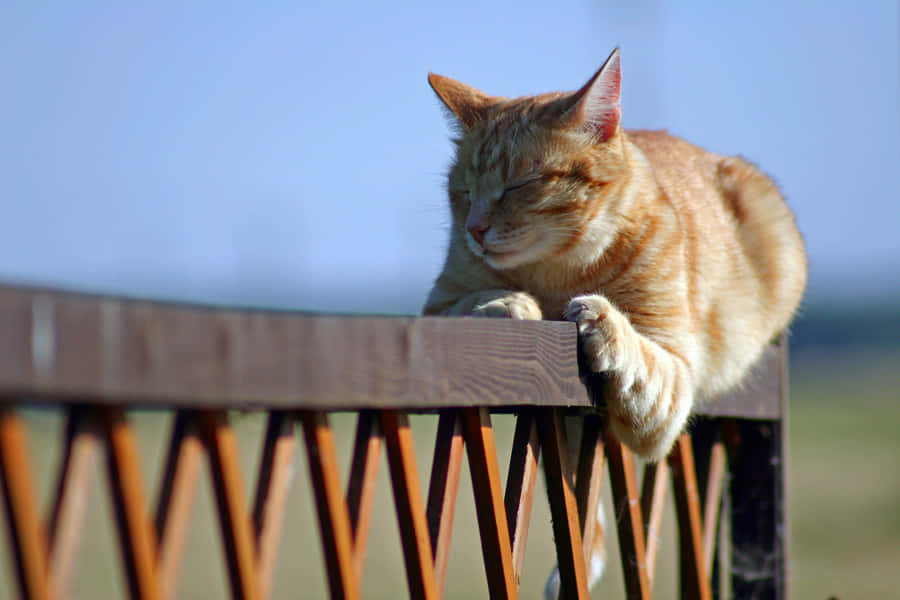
[428,73,498,130]
[559,48,622,141]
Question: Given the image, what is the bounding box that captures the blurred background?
[1,1,898,598]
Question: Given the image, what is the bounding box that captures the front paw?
[565,295,624,373]
[473,292,543,320]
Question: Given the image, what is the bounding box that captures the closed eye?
[503,177,541,194]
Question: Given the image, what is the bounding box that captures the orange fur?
[425,48,807,596]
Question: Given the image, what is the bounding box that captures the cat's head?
[430,48,628,270]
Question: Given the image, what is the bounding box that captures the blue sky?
[1,2,898,313]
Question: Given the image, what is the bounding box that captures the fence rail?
[0,284,788,599]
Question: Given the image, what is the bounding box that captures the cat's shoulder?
[625,129,720,162]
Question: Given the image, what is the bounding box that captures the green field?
[1,350,898,599]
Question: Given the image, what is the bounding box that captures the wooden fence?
[0,284,787,599]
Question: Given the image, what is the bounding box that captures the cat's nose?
[467,222,490,247]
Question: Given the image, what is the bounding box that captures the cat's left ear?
[559,48,622,142]
[428,73,499,131]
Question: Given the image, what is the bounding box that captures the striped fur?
[423,49,807,595]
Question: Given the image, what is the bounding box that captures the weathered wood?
[102,407,160,600]
[503,410,540,582]
[537,408,589,600]
[0,404,53,600]
[201,410,260,600]
[669,434,712,600]
[251,411,296,600]
[425,410,464,596]
[0,285,781,417]
[344,410,381,583]
[301,411,359,600]
[381,410,439,600]
[462,407,518,600]
[46,406,101,598]
[606,434,651,600]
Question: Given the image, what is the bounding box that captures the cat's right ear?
[428,73,497,131]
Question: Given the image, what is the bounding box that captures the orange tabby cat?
[424,48,807,595]
[425,48,805,457]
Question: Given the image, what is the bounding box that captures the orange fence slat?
[606,434,651,600]
[425,410,464,596]
[344,410,381,582]
[537,408,589,600]
[503,410,540,581]
[381,410,438,600]
[640,459,669,584]
[46,406,101,598]
[301,411,359,600]
[154,410,203,600]
[201,410,260,600]
[669,434,712,600]
[251,411,296,600]
[0,405,53,600]
[462,407,518,600]
[574,415,605,569]
[102,407,160,600]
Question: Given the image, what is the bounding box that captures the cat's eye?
[503,177,540,195]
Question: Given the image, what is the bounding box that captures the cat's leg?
[565,294,693,461]
[429,289,543,320]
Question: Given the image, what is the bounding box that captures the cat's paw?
[472,292,543,320]
[565,294,626,373]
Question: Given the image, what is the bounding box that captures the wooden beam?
[0,285,780,417]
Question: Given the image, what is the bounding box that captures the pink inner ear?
[575,50,622,141]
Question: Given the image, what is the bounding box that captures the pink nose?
[467,222,490,247]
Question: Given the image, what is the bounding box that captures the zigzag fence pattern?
[0,285,787,599]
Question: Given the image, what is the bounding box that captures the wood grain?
[0,285,780,417]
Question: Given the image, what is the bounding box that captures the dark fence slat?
[538,408,590,600]
[201,411,260,600]
[154,410,203,600]
[606,434,651,600]
[504,410,540,582]
[640,459,669,584]
[426,410,464,596]
[669,434,712,600]
[102,407,160,600]
[251,411,296,600]
[381,410,439,600]
[46,406,101,598]
[301,411,359,600]
[345,410,382,583]
[462,407,519,600]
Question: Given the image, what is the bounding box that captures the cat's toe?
[473,293,542,320]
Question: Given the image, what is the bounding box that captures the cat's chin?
[483,246,541,270]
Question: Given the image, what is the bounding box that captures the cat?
[423,47,807,596]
